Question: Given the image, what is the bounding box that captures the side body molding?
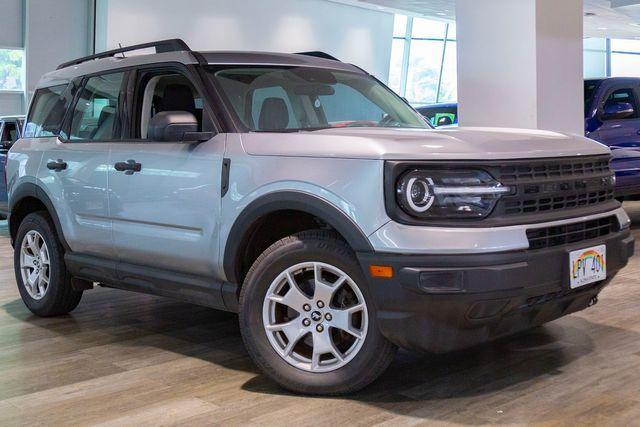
[223,191,374,284]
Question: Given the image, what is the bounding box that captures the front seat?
[258,97,289,131]
[158,84,201,128]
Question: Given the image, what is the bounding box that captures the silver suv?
[7,39,634,395]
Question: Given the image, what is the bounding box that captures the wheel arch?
[8,183,69,250]
[223,191,373,285]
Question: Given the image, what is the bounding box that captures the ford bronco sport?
[7,39,634,395]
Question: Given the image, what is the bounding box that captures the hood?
[240,127,610,160]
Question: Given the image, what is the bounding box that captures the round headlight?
[398,173,436,214]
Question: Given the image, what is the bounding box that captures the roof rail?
[295,51,341,62]
[56,39,193,70]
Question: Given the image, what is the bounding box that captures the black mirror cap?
[148,111,198,142]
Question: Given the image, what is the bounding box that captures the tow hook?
[588,296,598,307]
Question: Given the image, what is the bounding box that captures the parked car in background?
[415,103,458,127]
[0,115,25,219]
[418,78,640,199]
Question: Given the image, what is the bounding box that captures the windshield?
[207,66,430,132]
[584,80,602,116]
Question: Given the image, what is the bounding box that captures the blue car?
[0,115,25,219]
[417,79,640,198]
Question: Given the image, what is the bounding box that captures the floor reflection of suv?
[7,40,634,395]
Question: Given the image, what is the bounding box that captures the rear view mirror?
[602,102,635,121]
[148,111,211,142]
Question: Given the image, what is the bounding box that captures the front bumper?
[358,228,634,353]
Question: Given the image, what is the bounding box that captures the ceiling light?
[598,27,608,30]
[584,12,596,17]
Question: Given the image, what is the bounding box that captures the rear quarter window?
[23,83,71,138]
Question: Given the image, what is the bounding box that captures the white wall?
[456,0,584,135]
[95,0,394,81]
[25,0,92,98]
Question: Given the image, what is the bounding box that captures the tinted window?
[1,121,18,143]
[604,88,638,119]
[23,84,69,138]
[70,72,124,140]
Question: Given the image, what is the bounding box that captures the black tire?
[239,230,397,395]
[14,212,82,316]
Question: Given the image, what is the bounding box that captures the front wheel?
[239,230,396,395]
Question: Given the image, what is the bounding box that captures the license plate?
[569,245,606,289]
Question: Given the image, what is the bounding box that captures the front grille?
[526,216,617,250]
[493,156,616,217]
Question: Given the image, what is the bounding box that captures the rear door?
[39,71,128,258]
[107,65,224,277]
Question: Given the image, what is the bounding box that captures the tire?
[14,212,82,316]
[239,230,397,395]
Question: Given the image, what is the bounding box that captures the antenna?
[118,43,126,58]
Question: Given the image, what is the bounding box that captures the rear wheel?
[14,212,82,316]
[239,230,396,395]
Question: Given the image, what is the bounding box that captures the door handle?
[46,159,67,171]
[114,160,142,175]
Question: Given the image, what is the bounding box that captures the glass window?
[69,72,124,140]
[388,39,405,94]
[584,50,607,79]
[438,41,457,103]
[412,18,447,39]
[446,23,456,40]
[405,40,444,104]
[209,66,429,132]
[611,52,640,77]
[0,48,25,91]
[393,15,408,38]
[611,39,640,53]
[137,73,207,138]
[604,88,638,119]
[23,84,70,138]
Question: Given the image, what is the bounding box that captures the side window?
[69,72,125,141]
[137,72,209,139]
[604,88,638,119]
[1,122,18,143]
[23,84,70,138]
[251,86,298,130]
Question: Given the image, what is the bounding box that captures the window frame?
[60,70,130,143]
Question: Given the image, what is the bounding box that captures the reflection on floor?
[1,204,640,425]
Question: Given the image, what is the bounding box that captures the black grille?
[494,156,615,217]
[526,216,617,250]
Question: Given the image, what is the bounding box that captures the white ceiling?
[330,0,640,39]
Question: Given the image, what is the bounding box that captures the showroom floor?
[0,207,639,426]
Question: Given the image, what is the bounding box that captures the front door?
[107,67,224,276]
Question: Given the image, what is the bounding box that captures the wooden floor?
[1,207,640,426]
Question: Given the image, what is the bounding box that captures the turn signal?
[369,265,393,278]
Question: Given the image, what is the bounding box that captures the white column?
[456,0,583,135]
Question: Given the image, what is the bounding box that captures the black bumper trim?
[357,229,634,353]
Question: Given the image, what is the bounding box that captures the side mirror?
[0,141,12,150]
[602,102,635,121]
[148,111,212,142]
[437,116,453,126]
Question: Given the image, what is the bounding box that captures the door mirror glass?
[602,102,635,121]
[148,111,199,142]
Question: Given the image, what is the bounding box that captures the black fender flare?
[223,191,374,284]
[9,182,70,250]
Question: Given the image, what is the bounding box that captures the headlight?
[396,169,511,219]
